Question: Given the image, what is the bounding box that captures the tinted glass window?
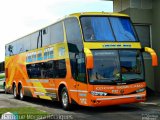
[89,50,120,84]
[110,17,137,41]
[20,37,31,52]
[64,18,83,52]
[37,50,43,61]
[30,32,39,49]
[119,50,144,82]
[65,18,85,82]
[77,54,87,82]
[50,22,64,44]
[6,41,17,56]
[26,59,66,79]
[42,27,51,47]
[81,17,115,41]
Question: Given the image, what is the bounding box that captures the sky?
[0,0,113,62]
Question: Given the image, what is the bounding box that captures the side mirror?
[144,47,158,66]
[84,48,94,69]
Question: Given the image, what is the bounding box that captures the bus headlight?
[136,88,146,93]
[91,91,108,96]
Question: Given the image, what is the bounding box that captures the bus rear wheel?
[19,85,24,100]
[61,87,72,110]
[13,85,18,99]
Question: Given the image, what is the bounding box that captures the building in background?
[108,0,160,92]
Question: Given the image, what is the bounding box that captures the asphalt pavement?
[0,92,160,120]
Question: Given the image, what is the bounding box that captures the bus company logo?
[102,44,122,48]
[123,44,132,47]
[116,86,129,89]
[102,44,132,48]
[133,84,144,88]
[116,84,144,89]
[96,87,114,90]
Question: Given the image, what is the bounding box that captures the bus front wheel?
[61,87,72,110]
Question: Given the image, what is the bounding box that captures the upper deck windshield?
[81,16,138,42]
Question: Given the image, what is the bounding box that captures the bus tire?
[3,82,7,94]
[13,84,18,99]
[19,85,24,100]
[61,87,72,110]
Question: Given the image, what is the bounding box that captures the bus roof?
[6,12,129,45]
[69,12,129,17]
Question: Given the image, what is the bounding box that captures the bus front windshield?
[89,50,144,84]
[120,50,144,82]
[89,50,121,84]
[81,16,137,42]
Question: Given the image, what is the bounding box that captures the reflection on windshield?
[81,16,138,42]
[110,17,136,41]
[119,50,144,82]
[89,50,144,84]
[81,17,115,41]
[89,50,120,83]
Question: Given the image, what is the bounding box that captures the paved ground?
[0,92,160,120]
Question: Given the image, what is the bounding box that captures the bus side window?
[64,17,83,52]
[37,51,43,61]
[76,53,86,83]
[26,59,66,79]
[54,60,67,78]
[64,18,86,83]
[49,48,54,59]
[42,27,51,47]
[50,22,64,44]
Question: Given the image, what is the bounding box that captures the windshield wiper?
[125,78,143,82]
[90,78,121,83]
[110,79,121,84]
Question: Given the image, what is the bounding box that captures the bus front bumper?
[89,93,146,107]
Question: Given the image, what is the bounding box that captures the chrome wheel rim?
[20,88,23,99]
[13,86,16,97]
[62,91,68,107]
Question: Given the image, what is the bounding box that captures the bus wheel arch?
[58,84,66,101]
[58,84,72,110]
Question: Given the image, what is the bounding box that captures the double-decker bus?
[5,12,158,110]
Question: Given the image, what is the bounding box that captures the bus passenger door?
[76,56,88,106]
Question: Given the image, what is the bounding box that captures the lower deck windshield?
[89,50,144,84]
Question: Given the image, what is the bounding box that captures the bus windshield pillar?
[84,48,94,69]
